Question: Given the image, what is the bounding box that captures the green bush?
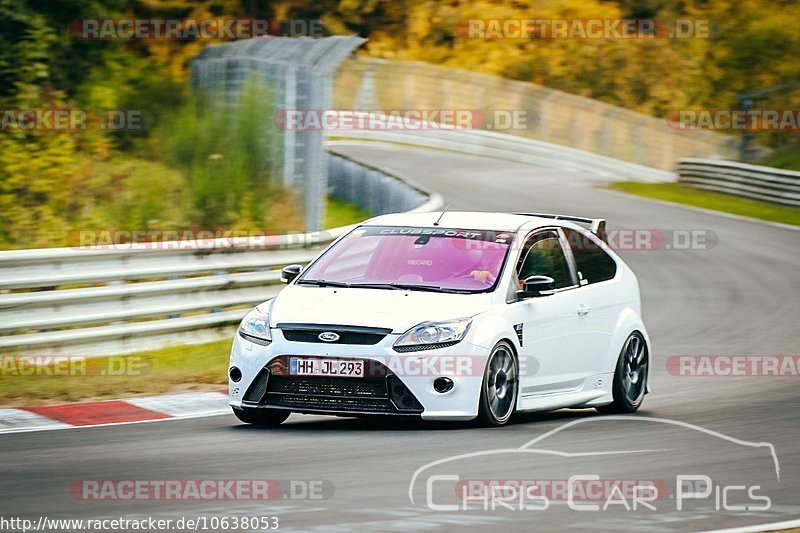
[162,75,294,231]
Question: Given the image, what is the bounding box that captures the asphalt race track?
[1,143,798,532]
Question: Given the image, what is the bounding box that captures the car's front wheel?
[477,341,518,426]
[597,331,648,414]
[232,407,290,426]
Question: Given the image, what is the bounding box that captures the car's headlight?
[238,307,271,344]
[394,318,472,351]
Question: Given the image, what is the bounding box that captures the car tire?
[477,341,518,427]
[232,407,290,426]
[597,331,648,414]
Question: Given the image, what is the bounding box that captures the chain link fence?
[191,36,365,231]
[334,57,736,171]
[192,44,737,230]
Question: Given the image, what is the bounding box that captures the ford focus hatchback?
[228,211,650,426]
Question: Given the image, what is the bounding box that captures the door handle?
[577,304,591,316]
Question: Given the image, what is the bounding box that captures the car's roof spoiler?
[517,213,608,243]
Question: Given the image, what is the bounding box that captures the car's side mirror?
[516,275,555,300]
[280,264,303,284]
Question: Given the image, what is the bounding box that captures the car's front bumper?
[228,329,490,421]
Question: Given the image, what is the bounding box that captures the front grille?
[242,356,423,415]
[268,375,387,397]
[265,394,397,413]
[277,323,391,345]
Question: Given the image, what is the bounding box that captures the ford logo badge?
[318,332,340,342]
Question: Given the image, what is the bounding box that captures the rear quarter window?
[563,228,617,284]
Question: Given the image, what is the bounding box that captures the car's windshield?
[298,226,515,292]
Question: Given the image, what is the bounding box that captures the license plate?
[289,357,364,378]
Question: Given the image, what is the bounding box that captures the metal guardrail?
[0,155,442,356]
[328,152,437,213]
[328,126,676,183]
[677,159,800,207]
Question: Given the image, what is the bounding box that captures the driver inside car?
[465,247,504,285]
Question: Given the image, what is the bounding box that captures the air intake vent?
[278,323,391,345]
[245,356,423,415]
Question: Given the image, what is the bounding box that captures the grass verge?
[756,144,800,171]
[0,339,232,407]
[608,182,800,227]
[325,197,373,228]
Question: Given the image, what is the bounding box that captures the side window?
[516,230,574,289]
[563,228,617,284]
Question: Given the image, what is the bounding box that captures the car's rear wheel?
[477,341,518,426]
[597,331,648,414]
[232,407,290,426]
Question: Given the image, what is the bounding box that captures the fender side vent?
[513,323,524,347]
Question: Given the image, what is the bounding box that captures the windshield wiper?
[295,279,352,288]
[298,280,469,293]
[391,283,466,293]
[350,283,465,293]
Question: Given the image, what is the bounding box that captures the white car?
[228,211,650,427]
